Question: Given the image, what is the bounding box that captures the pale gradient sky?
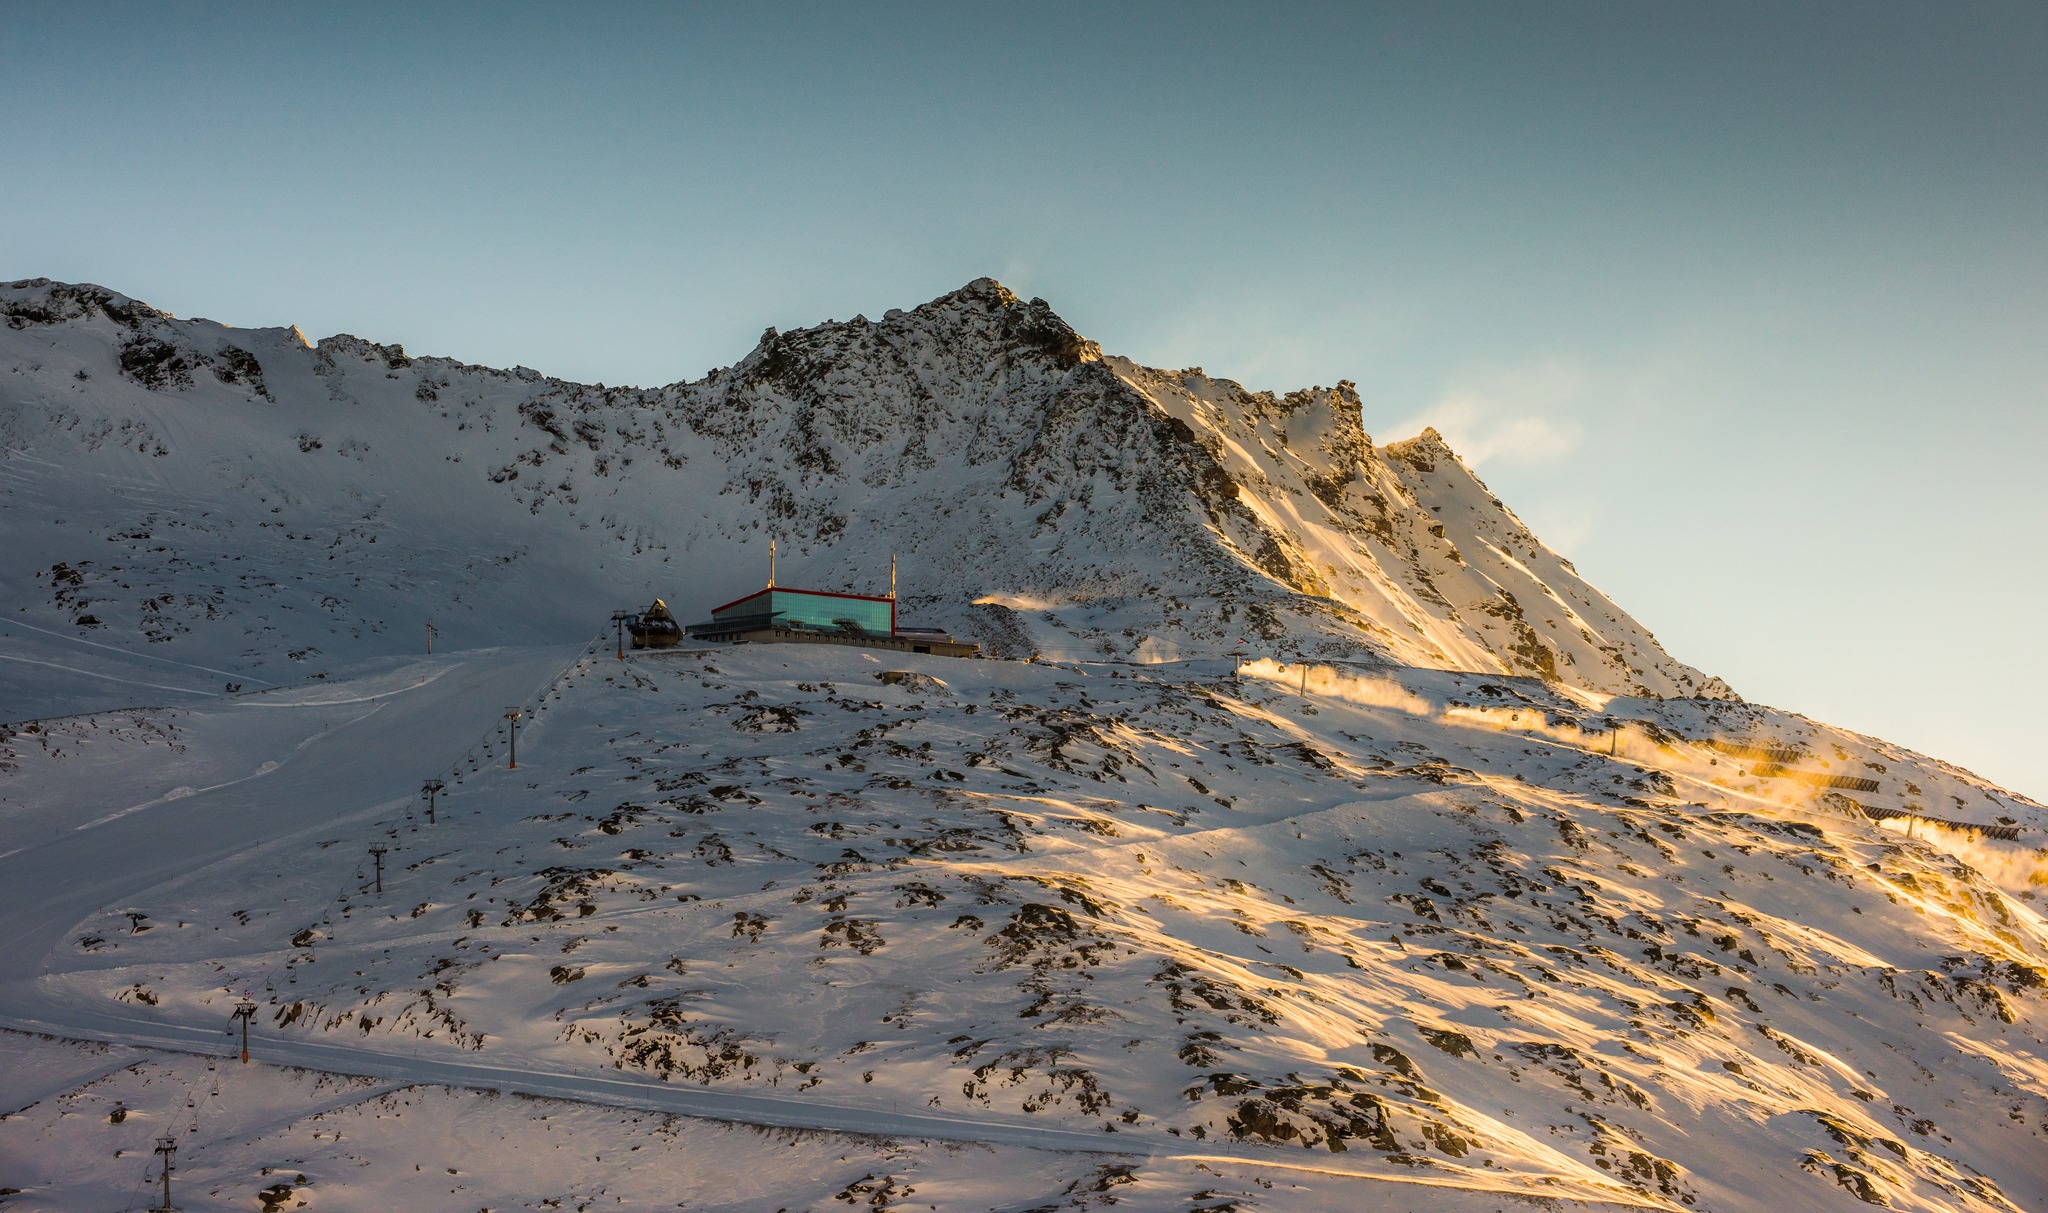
[5,3,2044,797]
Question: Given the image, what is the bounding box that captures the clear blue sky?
[6,2,2044,797]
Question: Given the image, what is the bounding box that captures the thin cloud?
[1389,359,1587,469]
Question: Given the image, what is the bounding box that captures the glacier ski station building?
[685,583,979,658]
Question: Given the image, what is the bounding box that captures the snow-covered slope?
[0,646,2041,1211]
[0,276,1726,715]
[3,276,2043,1213]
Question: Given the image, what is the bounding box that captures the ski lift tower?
[151,1134,178,1211]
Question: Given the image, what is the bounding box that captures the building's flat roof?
[710,585,895,616]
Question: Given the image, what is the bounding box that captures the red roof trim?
[709,586,896,615]
[709,588,772,615]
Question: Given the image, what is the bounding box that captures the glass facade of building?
[712,589,893,636]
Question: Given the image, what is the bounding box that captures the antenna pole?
[890,554,897,600]
[769,538,776,588]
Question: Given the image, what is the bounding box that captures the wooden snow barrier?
[1747,763,1883,793]
[1701,739,1807,764]
[1853,803,2029,841]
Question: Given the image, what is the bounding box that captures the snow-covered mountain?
[1,278,2043,1213]
[0,275,1725,714]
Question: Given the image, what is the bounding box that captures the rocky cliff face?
[0,275,1726,705]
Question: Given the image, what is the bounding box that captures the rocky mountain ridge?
[0,275,1726,713]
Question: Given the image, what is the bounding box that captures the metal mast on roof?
[890,554,897,600]
[768,537,776,588]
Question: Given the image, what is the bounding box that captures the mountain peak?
[906,278,1102,368]
[0,274,1720,698]
[734,279,1103,380]
[943,275,1019,307]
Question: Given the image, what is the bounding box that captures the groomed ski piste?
[1,275,2045,1210]
[2,634,2045,1211]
